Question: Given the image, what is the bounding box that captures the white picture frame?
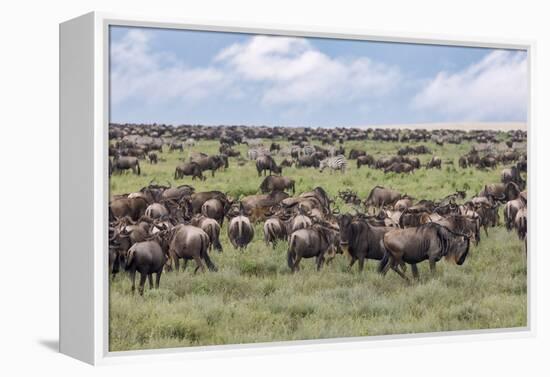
[59,11,535,365]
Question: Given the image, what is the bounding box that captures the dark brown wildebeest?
[384,162,414,174]
[190,214,223,253]
[501,164,525,190]
[280,158,294,167]
[504,196,526,231]
[259,175,295,194]
[348,149,366,159]
[201,198,229,226]
[458,156,468,168]
[380,222,470,281]
[161,184,195,202]
[125,237,167,295]
[426,156,442,169]
[174,161,205,181]
[148,152,158,164]
[296,155,320,168]
[356,155,374,169]
[394,196,414,211]
[166,224,217,273]
[228,212,255,250]
[287,223,340,272]
[241,191,289,222]
[144,203,169,219]
[189,191,229,214]
[192,155,226,177]
[514,207,527,251]
[263,217,287,247]
[364,186,402,210]
[112,156,141,175]
[256,155,281,176]
[434,214,480,245]
[169,141,184,152]
[110,196,148,221]
[338,214,393,272]
[479,182,521,202]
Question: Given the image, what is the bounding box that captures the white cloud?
[110,30,228,105]
[412,50,528,121]
[215,35,400,106]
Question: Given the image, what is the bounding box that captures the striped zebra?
[302,145,316,156]
[247,147,270,160]
[319,155,347,174]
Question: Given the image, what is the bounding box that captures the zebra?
[247,147,270,160]
[319,155,347,174]
[302,145,316,156]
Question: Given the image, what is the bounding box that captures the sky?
[109,26,528,127]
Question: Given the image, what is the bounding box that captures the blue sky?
[109,26,528,127]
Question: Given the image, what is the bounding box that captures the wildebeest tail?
[136,160,141,175]
[209,224,223,253]
[125,248,136,271]
[200,234,217,271]
[287,234,297,269]
[377,250,389,273]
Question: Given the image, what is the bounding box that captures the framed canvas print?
[60,12,533,365]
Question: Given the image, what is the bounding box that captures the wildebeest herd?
[108,123,527,297]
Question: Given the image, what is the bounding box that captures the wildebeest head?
[438,225,470,265]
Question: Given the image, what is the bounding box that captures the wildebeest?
[112,156,141,175]
[380,223,470,280]
[190,215,223,253]
[192,155,226,177]
[263,217,287,247]
[148,152,158,164]
[338,214,393,272]
[256,155,281,176]
[384,162,414,174]
[504,196,526,231]
[144,203,169,219]
[228,212,255,249]
[356,155,374,169]
[110,196,148,221]
[201,198,229,226]
[166,224,217,273]
[479,182,520,202]
[364,186,402,210]
[287,223,339,272]
[174,161,205,181]
[348,149,366,159]
[426,156,442,169]
[125,237,167,295]
[501,165,525,190]
[259,175,295,194]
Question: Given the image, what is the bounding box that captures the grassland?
[109,134,527,352]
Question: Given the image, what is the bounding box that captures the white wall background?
[1,0,547,374]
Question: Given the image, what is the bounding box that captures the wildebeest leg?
[138,273,147,295]
[193,256,206,274]
[348,257,357,270]
[173,256,180,272]
[129,270,136,293]
[391,265,410,282]
[316,256,324,271]
[155,271,162,289]
[358,256,365,272]
[483,224,489,237]
[293,255,302,272]
[181,259,188,272]
[148,274,153,289]
[429,259,436,274]
[411,264,419,279]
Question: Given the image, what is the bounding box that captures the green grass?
[109,136,527,352]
